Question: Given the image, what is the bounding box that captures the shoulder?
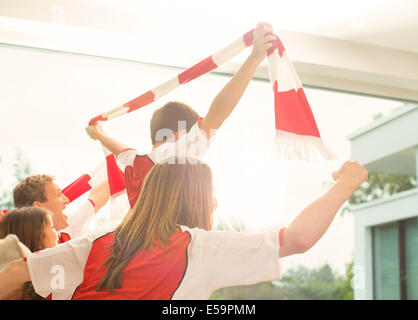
[117,148,153,170]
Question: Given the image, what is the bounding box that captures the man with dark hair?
[12,174,110,243]
[87,22,276,208]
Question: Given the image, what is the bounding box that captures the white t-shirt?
[60,200,96,240]
[26,225,282,300]
[117,121,212,169]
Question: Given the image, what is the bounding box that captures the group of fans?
[0,22,368,300]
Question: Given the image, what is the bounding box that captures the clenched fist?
[249,22,276,64]
[332,161,368,191]
[86,124,107,141]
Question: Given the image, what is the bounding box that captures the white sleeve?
[149,122,211,163]
[185,227,282,293]
[116,149,138,171]
[0,235,31,272]
[26,236,93,299]
[61,200,95,239]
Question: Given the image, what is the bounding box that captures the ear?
[32,201,42,207]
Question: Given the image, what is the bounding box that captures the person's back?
[72,229,190,299]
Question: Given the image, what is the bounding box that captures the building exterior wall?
[352,189,418,299]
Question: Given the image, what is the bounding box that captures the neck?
[152,141,164,150]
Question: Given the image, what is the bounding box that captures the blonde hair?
[97,157,214,292]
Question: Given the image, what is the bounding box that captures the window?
[373,222,400,300]
[373,217,418,300]
[405,218,418,299]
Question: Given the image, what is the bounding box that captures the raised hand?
[332,161,369,191]
[86,124,107,141]
[249,22,276,64]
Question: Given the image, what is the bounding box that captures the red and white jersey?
[59,200,96,241]
[26,225,283,300]
[117,119,210,208]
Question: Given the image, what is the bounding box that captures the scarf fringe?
[273,130,337,163]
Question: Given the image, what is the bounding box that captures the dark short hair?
[13,174,55,208]
[150,101,199,145]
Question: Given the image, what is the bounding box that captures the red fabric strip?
[125,91,156,113]
[62,174,93,203]
[274,81,320,137]
[178,57,218,85]
[267,35,285,58]
[105,154,126,196]
[243,29,254,46]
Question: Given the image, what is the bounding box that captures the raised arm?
[86,124,129,156]
[199,22,276,137]
[279,161,368,258]
[88,180,111,214]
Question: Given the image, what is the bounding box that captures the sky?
[0,0,409,275]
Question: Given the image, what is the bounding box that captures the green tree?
[210,281,288,300]
[279,264,337,300]
[321,109,417,216]
[332,261,354,300]
[0,148,32,210]
[348,173,416,207]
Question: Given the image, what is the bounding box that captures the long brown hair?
[0,206,52,300]
[97,157,214,292]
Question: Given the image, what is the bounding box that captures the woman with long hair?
[0,206,58,299]
[8,157,367,299]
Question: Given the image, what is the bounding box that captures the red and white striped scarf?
[62,147,130,225]
[61,28,337,208]
[89,28,336,163]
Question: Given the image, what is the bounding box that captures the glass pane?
[405,218,418,300]
[373,223,400,300]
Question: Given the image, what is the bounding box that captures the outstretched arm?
[199,22,276,137]
[279,161,368,258]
